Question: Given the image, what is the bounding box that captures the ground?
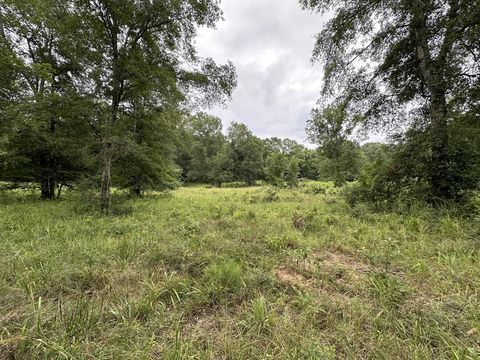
[0,183,479,359]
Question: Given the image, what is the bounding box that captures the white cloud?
[195,0,385,146]
[195,0,326,145]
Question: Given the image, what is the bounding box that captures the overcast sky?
[195,0,327,146]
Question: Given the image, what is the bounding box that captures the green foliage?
[307,103,362,186]
[284,156,300,188]
[345,119,480,209]
[299,149,321,180]
[113,107,181,195]
[183,113,233,187]
[265,153,286,186]
[0,0,94,199]
[317,140,362,185]
[265,152,300,187]
[301,0,480,201]
[228,122,265,186]
[0,0,237,208]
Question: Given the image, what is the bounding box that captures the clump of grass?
[246,295,276,334]
[265,233,299,251]
[246,188,279,203]
[369,273,409,309]
[203,260,244,296]
[292,209,316,231]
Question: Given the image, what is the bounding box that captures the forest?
[1,0,479,358]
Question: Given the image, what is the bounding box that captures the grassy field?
[0,183,479,359]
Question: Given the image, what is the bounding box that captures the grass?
[0,183,479,359]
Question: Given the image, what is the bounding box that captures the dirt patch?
[183,311,220,337]
[313,250,371,281]
[276,267,312,288]
[276,266,353,302]
[277,249,375,301]
[176,309,232,352]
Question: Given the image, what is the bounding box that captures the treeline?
[177,112,370,188]
[0,0,236,211]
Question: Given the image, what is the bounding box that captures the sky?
[195,0,328,147]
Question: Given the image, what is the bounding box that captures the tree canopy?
[301,0,480,201]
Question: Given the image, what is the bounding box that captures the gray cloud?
[195,0,327,146]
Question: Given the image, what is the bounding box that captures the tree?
[76,0,236,211]
[227,122,264,186]
[284,156,300,187]
[186,113,232,187]
[360,143,391,166]
[263,137,305,157]
[307,102,361,186]
[299,149,321,180]
[316,141,362,185]
[264,141,302,187]
[113,104,181,196]
[300,0,480,200]
[0,0,90,199]
[265,152,287,187]
[209,146,234,187]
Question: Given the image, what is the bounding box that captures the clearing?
[0,184,479,359]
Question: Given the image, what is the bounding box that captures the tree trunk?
[100,142,112,212]
[40,173,55,200]
[411,0,451,200]
[100,21,121,213]
[40,155,56,200]
[429,92,451,199]
[40,114,57,200]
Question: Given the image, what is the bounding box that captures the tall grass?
[0,183,479,358]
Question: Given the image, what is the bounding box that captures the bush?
[344,126,480,211]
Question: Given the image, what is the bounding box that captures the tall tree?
[263,137,303,187]
[76,0,236,211]
[265,152,300,187]
[263,137,306,157]
[227,122,264,186]
[0,0,89,199]
[300,0,480,200]
[299,149,321,180]
[307,102,361,185]
[186,112,232,187]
